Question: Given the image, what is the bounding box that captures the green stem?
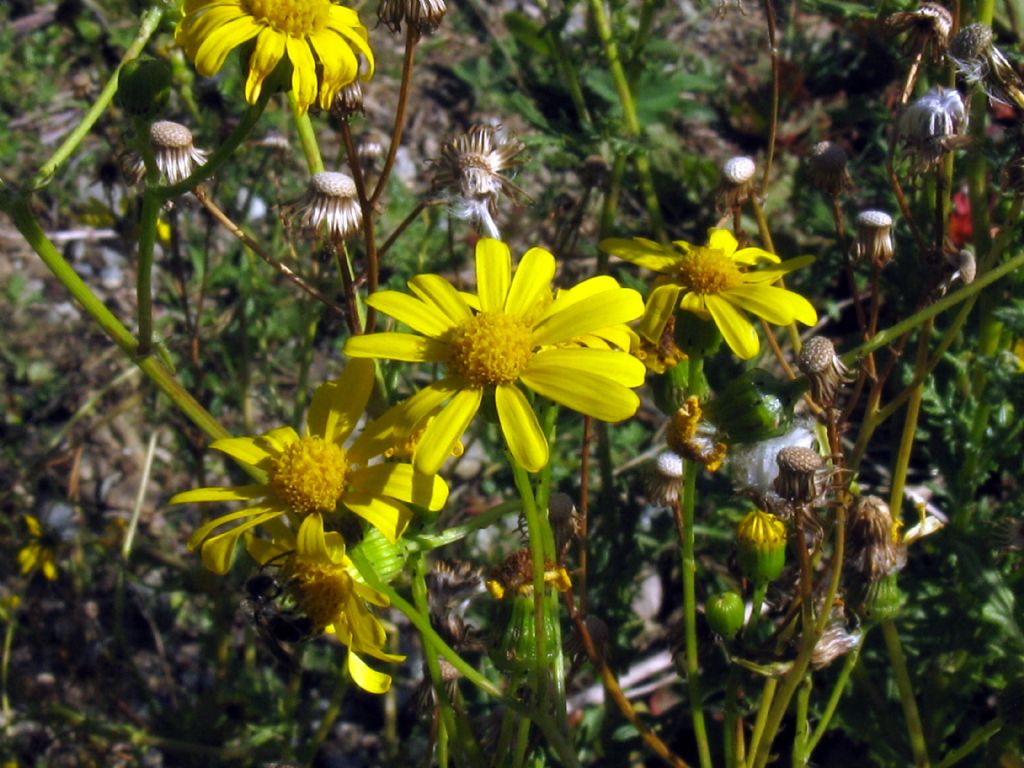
[533,0,592,128]
[1,600,16,720]
[136,188,161,355]
[677,359,712,768]
[791,676,811,767]
[291,100,324,174]
[887,322,931,519]
[1,193,230,443]
[31,6,165,188]
[412,554,461,763]
[804,633,865,757]
[406,500,521,551]
[586,0,664,239]
[348,548,505,700]
[845,249,1024,366]
[880,618,930,767]
[933,718,1003,768]
[746,677,777,768]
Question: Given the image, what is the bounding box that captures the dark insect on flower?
[244,569,315,671]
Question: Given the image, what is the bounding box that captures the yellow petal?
[170,484,266,505]
[199,510,281,574]
[504,246,555,316]
[344,332,449,363]
[347,650,392,694]
[726,284,818,326]
[637,283,684,343]
[476,238,512,312]
[209,435,273,467]
[407,274,473,325]
[188,10,258,74]
[732,245,781,265]
[349,463,449,511]
[527,348,647,387]
[520,356,643,421]
[295,513,331,559]
[243,27,285,104]
[309,29,358,110]
[600,237,679,272]
[307,359,375,443]
[349,382,456,463]
[367,290,456,338]
[342,492,412,542]
[704,293,759,360]
[741,255,815,283]
[187,505,279,550]
[495,383,548,472]
[257,426,301,455]
[531,287,643,346]
[706,228,739,258]
[286,36,318,114]
[414,388,483,475]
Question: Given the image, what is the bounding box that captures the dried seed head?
[808,141,852,197]
[885,3,953,60]
[581,155,610,187]
[379,0,447,35]
[774,446,825,504]
[949,24,1024,109]
[946,248,976,285]
[331,79,364,119]
[811,622,861,669]
[846,496,907,581]
[291,171,362,240]
[548,492,582,559]
[666,397,728,472]
[134,120,207,185]
[898,87,968,167]
[412,657,461,712]
[854,209,895,267]
[432,124,527,202]
[797,337,851,407]
[646,450,685,506]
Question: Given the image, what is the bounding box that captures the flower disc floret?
[678,246,744,294]
[286,557,353,631]
[246,0,332,36]
[448,312,533,386]
[270,436,348,515]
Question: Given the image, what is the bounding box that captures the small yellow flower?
[344,238,646,474]
[248,515,403,693]
[17,515,58,581]
[175,0,374,115]
[601,228,817,360]
[171,360,448,574]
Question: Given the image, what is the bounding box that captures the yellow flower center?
[447,311,534,386]
[677,246,743,294]
[270,436,348,515]
[287,558,352,632]
[737,509,787,549]
[244,0,332,37]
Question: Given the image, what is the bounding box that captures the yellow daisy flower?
[247,515,402,693]
[17,514,58,581]
[344,238,647,474]
[171,360,448,574]
[600,228,817,360]
[175,0,374,115]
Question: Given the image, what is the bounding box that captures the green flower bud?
[706,592,745,639]
[490,593,561,673]
[853,572,904,622]
[116,57,172,119]
[737,509,787,584]
[673,312,723,359]
[653,360,691,415]
[706,369,805,444]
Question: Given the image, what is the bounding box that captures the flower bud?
[350,526,406,584]
[706,592,745,639]
[737,509,787,584]
[705,369,800,444]
[490,593,561,673]
[116,57,172,119]
[852,572,904,622]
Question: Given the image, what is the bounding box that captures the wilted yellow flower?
[17,514,58,581]
[248,515,402,693]
[345,238,646,474]
[175,0,374,114]
[601,229,817,360]
[171,360,448,574]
